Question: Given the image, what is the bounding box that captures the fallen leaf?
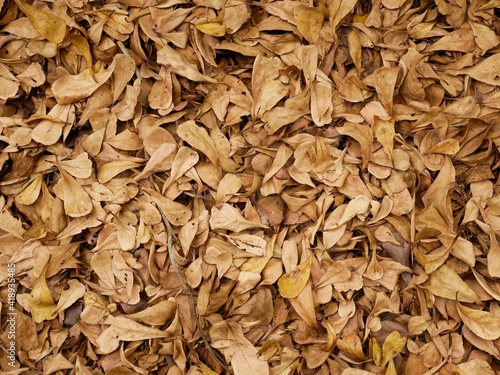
[278,255,312,298]
[14,0,67,43]
[195,22,226,37]
[457,301,500,341]
[28,260,57,323]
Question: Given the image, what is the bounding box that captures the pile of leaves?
[2,0,500,373]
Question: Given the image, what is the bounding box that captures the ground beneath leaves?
[1,0,500,374]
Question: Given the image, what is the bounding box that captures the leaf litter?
[2,0,500,374]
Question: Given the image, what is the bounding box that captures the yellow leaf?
[353,14,368,23]
[199,363,219,375]
[372,337,382,366]
[336,332,368,360]
[195,22,226,37]
[28,261,57,323]
[14,0,67,44]
[15,174,43,206]
[348,28,362,74]
[381,331,407,367]
[386,358,398,375]
[324,322,337,351]
[428,139,460,155]
[278,255,313,298]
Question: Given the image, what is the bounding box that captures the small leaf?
[15,174,43,206]
[372,117,395,160]
[28,261,57,323]
[66,34,94,79]
[428,139,460,155]
[195,22,226,37]
[278,255,313,298]
[372,337,382,366]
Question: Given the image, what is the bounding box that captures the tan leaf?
[210,203,268,232]
[372,117,395,160]
[54,279,85,315]
[177,121,220,171]
[157,45,217,83]
[125,300,177,326]
[487,227,500,278]
[98,160,142,184]
[469,20,500,50]
[336,123,373,170]
[457,301,500,340]
[424,264,480,303]
[58,160,92,218]
[146,187,192,226]
[14,0,67,43]
[96,316,170,354]
[294,5,324,44]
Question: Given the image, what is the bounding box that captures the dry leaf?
[294,5,324,44]
[14,0,67,43]
[457,301,500,340]
[28,260,57,323]
[278,255,312,298]
[210,203,268,232]
[195,22,226,37]
[57,159,93,217]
